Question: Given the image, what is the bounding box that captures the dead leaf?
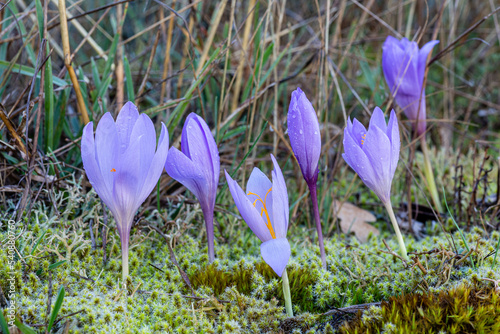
[333,200,379,243]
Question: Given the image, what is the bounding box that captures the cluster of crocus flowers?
[81,102,169,283]
[165,113,220,263]
[287,88,326,269]
[342,107,408,260]
[225,155,293,317]
[382,36,442,213]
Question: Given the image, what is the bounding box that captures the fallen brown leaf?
[333,200,379,243]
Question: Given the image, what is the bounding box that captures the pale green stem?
[383,201,409,261]
[421,136,443,213]
[121,242,129,289]
[281,268,294,317]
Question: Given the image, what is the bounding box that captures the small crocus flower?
[225,155,293,316]
[287,88,326,269]
[81,102,169,282]
[164,113,220,263]
[382,36,439,135]
[225,155,290,277]
[342,107,408,260]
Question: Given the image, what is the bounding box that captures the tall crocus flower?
[342,107,408,260]
[382,36,442,213]
[81,102,169,283]
[164,113,220,263]
[287,88,326,269]
[382,36,439,136]
[225,155,293,317]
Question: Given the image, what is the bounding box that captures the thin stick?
[57,0,90,124]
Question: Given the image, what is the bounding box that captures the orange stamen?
[247,187,276,239]
[110,168,116,172]
[361,133,367,145]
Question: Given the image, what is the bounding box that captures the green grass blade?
[123,55,135,101]
[0,311,9,334]
[47,286,65,332]
[44,44,54,152]
[91,57,102,89]
[35,0,44,39]
[13,319,36,334]
[0,61,68,87]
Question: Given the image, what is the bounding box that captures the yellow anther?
[110,168,116,172]
[247,187,276,239]
[360,133,367,145]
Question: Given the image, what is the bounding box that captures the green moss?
[339,284,500,333]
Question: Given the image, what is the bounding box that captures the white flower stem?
[383,201,409,261]
[421,136,443,213]
[281,268,294,317]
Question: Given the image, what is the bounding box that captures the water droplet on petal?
[299,130,303,134]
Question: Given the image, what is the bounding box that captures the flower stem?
[281,268,294,317]
[121,242,129,288]
[420,136,443,213]
[308,184,327,270]
[204,210,215,263]
[383,201,408,261]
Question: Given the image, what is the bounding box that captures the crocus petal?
[115,101,140,154]
[342,128,376,186]
[112,132,142,227]
[94,113,119,194]
[246,167,274,227]
[395,92,427,135]
[180,113,220,196]
[287,88,321,184]
[165,146,207,201]
[260,238,291,277]
[225,170,273,242]
[82,122,114,207]
[351,118,368,146]
[386,110,401,178]
[417,40,439,86]
[368,107,387,133]
[138,123,169,204]
[130,114,157,180]
[362,125,392,203]
[270,154,289,236]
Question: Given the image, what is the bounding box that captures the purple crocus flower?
[164,113,220,263]
[382,36,439,135]
[225,155,290,277]
[342,107,400,205]
[287,88,326,269]
[287,87,321,185]
[81,102,169,282]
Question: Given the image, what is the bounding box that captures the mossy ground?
[1,176,499,333]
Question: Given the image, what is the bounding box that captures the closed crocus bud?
[342,107,400,205]
[164,113,220,263]
[382,36,439,135]
[225,155,290,277]
[287,87,326,269]
[287,87,321,185]
[81,102,169,282]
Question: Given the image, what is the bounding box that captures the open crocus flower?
[382,36,439,135]
[342,107,408,260]
[165,113,220,263]
[343,107,400,205]
[287,87,326,269]
[225,155,290,277]
[81,102,169,282]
